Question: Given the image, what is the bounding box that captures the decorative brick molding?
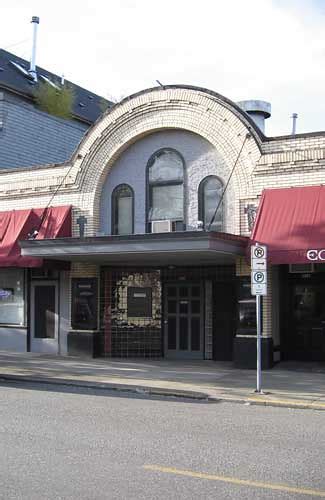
[75,87,262,235]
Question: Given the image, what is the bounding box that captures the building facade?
[1,85,325,367]
[0,48,110,169]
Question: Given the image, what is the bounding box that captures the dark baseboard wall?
[233,336,274,369]
[67,331,103,358]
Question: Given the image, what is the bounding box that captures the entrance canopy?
[0,206,71,267]
[251,186,325,264]
[20,231,248,266]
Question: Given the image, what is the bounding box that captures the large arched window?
[198,176,224,231]
[147,149,184,231]
[111,184,134,235]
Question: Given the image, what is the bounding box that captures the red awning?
[250,186,325,264]
[0,206,71,267]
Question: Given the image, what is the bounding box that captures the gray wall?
[0,327,27,351]
[0,91,88,169]
[100,130,233,234]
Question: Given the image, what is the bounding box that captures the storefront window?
[71,278,98,330]
[0,269,25,325]
[293,285,325,323]
[237,278,256,331]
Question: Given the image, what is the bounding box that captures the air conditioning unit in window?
[151,220,172,233]
[289,263,315,274]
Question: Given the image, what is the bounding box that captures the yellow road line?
[143,465,325,498]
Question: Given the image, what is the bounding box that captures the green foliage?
[34,82,75,119]
[99,97,111,113]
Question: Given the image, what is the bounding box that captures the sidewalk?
[0,351,325,410]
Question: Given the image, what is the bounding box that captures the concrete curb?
[1,373,325,411]
[0,374,209,401]
[217,395,325,411]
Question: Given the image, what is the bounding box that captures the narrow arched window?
[147,149,184,231]
[198,176,224,231]
[111,184,134,235]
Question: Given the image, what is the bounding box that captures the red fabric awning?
[0,206,71,267]
[250,186,325,264]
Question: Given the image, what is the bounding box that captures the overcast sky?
[2,0,325,136]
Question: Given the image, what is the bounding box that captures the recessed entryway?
[164,283,203,359]
[30,281,59,354]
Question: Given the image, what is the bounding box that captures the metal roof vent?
[291,113,298,135]
[237,100,271,134]
[28,16,40,82]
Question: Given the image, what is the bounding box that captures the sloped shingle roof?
[0,48,112,124]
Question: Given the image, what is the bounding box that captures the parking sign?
[251,244,267,296]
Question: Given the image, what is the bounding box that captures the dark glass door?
[164,283,203,359]
[31,282,58,354]
[290,284,325,361]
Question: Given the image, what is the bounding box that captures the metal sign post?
[251,243,267,394]
[256,294,262,393]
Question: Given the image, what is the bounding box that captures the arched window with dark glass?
[198,176,224,231]
[111,184,134,235]
[147,148,184,231]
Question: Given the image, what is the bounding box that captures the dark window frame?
[146,148,185,232]
[198,175,224,231]
[111,183,134,235]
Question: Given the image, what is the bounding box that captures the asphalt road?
[0,381,324,500]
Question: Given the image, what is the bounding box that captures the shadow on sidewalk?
[0,352,324,400]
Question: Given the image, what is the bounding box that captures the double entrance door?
[164,283,203,359]
[30,281,59,354]
[289,282,325,361]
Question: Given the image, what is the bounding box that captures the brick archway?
[73,86,261,235]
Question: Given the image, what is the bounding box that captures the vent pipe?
[291,113,298,135]
[29,16,40,81]
[237,100,271,134]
